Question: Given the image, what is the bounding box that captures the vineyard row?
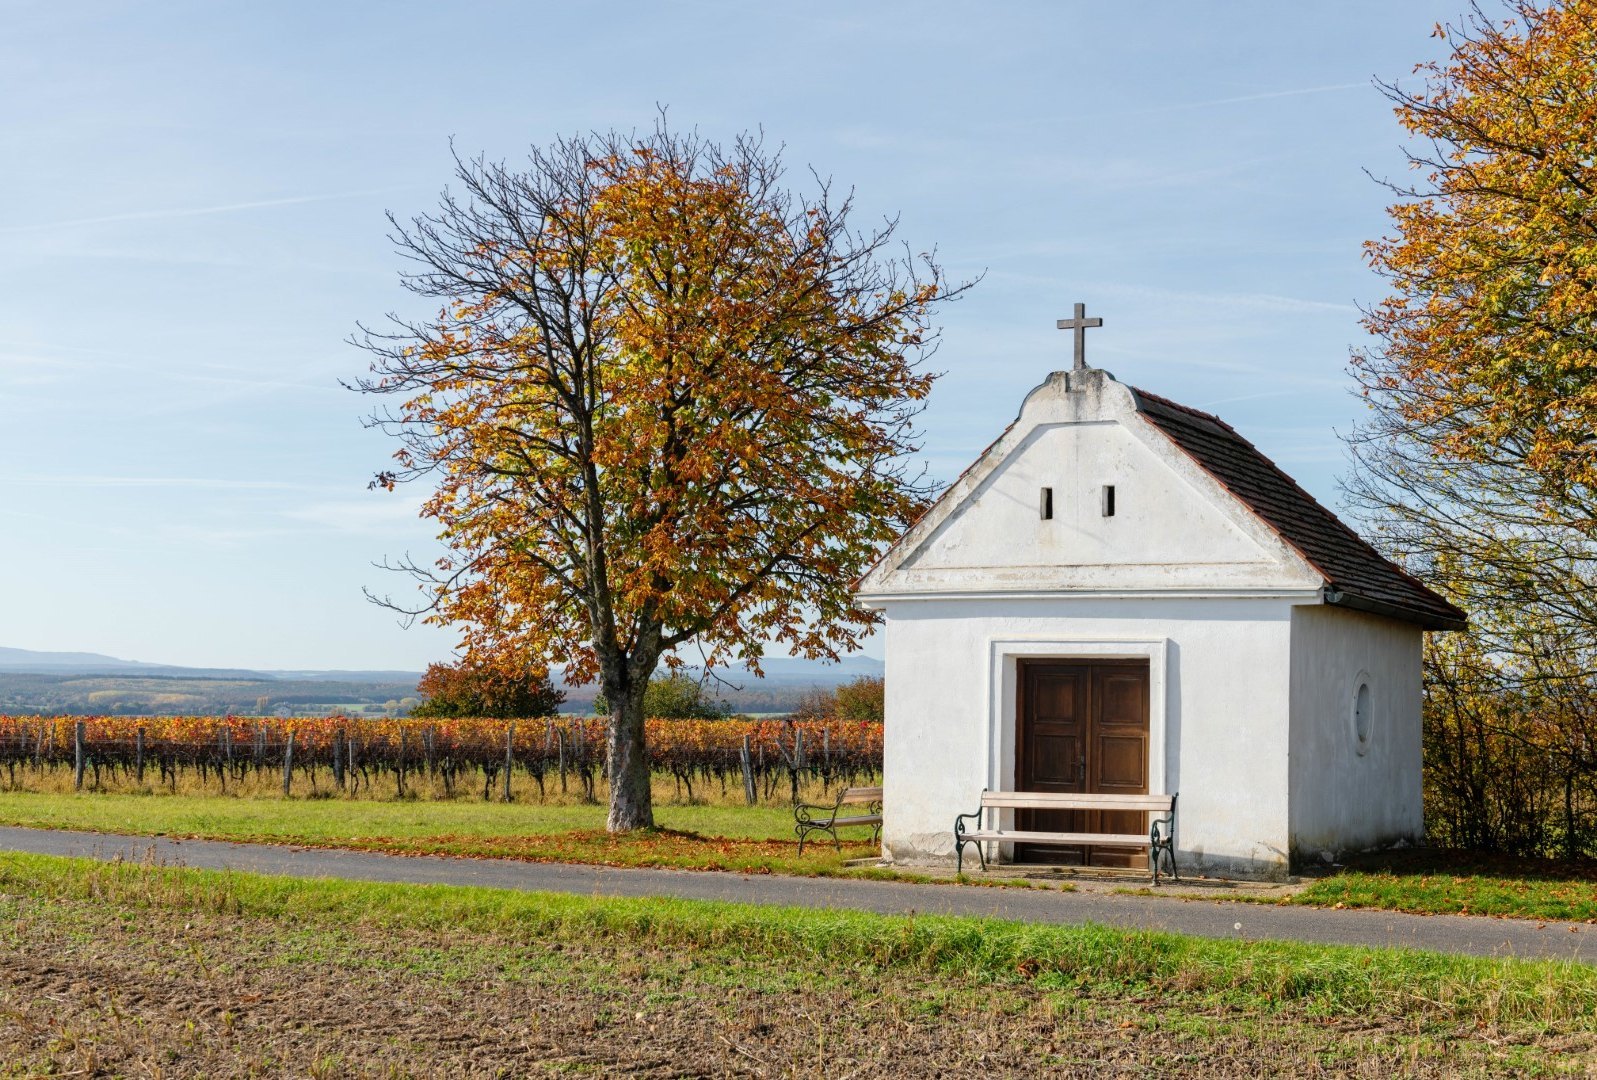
[0,715,884,803]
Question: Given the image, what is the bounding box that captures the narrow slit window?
[1040,487,1053,520]
[1102,484,1116,517]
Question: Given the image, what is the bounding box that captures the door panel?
[1015,664,1086,861]
[1091,666,1151,866]
[1016,659,1149,868]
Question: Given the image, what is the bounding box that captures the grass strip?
[1294,859,1597,924]
[0,791,1049,885]
[1,850,1593,1031]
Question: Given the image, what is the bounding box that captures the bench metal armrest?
[952,793,990,873]
[794,800,842,829]
[796,790,880,855]
[1148,793,1179,885]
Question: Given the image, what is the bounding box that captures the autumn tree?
[833,675,885,722]
[791,674,884,722]
[1350,0,1597,856]
[354,122,962,830]
[410,660,565,719]
[1352,0,1597,655]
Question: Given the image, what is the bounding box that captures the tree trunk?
[606,681,654,831]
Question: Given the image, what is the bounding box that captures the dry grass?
[4,759,860,808]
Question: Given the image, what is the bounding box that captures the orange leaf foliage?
[355,126,962,690]
[1360,0,1597,501]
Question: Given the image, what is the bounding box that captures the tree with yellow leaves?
[353,122,964,830]
[1358,0,1597,512]
[1351,1,1597,857]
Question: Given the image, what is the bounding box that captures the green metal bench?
[795,785,883,854]
[954,790,1178,884]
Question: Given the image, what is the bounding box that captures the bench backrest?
[841,786,883,803]
[979,791,1174,812]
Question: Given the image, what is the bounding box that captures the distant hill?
[0,646,881,716]
[0,647,421,683]
[0,647,163,673]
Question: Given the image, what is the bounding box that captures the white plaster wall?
[880,595,1298,879]
[1287,606,1425,858]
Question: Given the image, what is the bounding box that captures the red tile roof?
[1131,387,1466,631]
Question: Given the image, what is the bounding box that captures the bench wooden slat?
[959,830,1152,847]
[832,815,883,827]
[978,792,1174,811]
[840,787,882,803]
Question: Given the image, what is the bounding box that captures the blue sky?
[1,1,1457,670]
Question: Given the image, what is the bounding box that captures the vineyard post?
[740,735,756,806]
[332,726,344,789]
[33,724,43,771]
[503,722,515,803]
[557,727,567,794]
[135,727,145,784]
[397,726,406,798]
[73,719,85,790]
[580,718,596,803]
[789,728,803,805]
[282,731,295,796]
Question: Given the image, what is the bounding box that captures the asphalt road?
[1,825,1590,964]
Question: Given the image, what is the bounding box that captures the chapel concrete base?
[1288,833,1425,876]
[863,859,1305,898]
[882,833,1427,883]
[885,843,1293,883]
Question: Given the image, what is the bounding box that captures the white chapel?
[855,315,1464,880]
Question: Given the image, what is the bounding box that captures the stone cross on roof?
[1056,302,1102,371]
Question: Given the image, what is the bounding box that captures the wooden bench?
[795,786,883,854]
[954,791,1178,884]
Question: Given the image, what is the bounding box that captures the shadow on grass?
[1328,846,1597,885]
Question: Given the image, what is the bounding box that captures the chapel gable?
[858,368,1326,597]
[857,363,1465,632]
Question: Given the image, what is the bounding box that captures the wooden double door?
[1015,659,1151,867]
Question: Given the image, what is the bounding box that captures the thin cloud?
[1097,281,1359,316]
[989,276,1360,317]
[1192,389,1301,410]
[1160,81,1370,112]
[281,498,429,534]
[0,185,413,235]
[1,475,324,491]
[0,506,58,523]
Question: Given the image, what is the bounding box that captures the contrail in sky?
[0,186,413,234]
[1166,81,1372,111]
